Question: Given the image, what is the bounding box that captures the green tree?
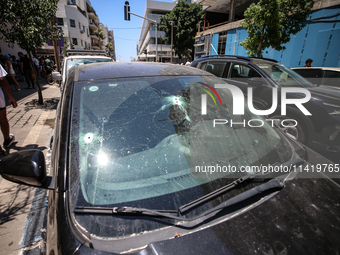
[105,43,114,58]
[62,37,70,55]
[95,27,106,50]
[240,0,314,57]
[0,0,62,104]
[159,0,204,61]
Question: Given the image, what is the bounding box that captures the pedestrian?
[185,59,191,66]
[2,54,21,91]
[304,59,313,67]
[18,52,35,89]
[32,55,40,77]
[0,64,17,157]
[44,55,53,82]
[39,57,46,78]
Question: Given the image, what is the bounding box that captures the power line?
[115,36,137,41]
[108,27,149,29]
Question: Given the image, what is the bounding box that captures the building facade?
[0,0,116,59]
[193,0,340,67]
[54,0,115,58]
[137,0,177,62]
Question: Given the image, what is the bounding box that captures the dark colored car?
[291,67,340,88]
[1,62,340,255]
[191,55,340,156]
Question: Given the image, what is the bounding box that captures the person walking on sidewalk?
[44,55,53,82]
[0,65,17,157]
[2,54,21,91]
[18,52,35,89]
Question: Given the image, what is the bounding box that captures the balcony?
[91,43,100,49]
[89,19,98,29]
[90,31,98,39]
[88,11,97,20]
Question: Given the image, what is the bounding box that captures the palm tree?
[105,43,114,57]
[94,27,106,50]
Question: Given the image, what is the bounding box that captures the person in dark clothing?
[303,59,313,67]
[44,55,53,82]
[18,52,35,89]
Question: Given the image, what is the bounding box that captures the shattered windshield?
[69,75,292,208]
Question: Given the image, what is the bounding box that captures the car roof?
[191,55,278,66]
[75,62,214,81]
[292,67,340,71]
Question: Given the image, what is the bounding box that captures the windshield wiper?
[179,156,305,214]
[74,157,305,224]
[74,179,284,223]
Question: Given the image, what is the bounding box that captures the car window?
[251,60,314,87]
[323,70,340,87]
[292,68,323,85]
[66,58,112,73]
[227,62,261,82]
[199,62,207,71]
[204,61,227,77]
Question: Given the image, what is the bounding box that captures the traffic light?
[124,1,130,21]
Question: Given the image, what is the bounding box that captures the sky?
[90,0,174,62]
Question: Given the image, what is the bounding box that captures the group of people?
[0,53,55,90]
[0,52,55,158]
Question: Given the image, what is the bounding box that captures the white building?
[0,0,115,58]
[137,0,177,63]
[54,0,115,55]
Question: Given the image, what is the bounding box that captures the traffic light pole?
[124,2,158,62]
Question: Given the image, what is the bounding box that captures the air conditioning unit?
[80,30,84,33]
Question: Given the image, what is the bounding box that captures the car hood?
[79,148,340,255]
[128,174,340,255]
[308,86,340,104]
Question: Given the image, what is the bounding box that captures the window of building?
[81,40,83,46]
[72,38,78,45]
[79,22,81,29]
[57,18,64,26]
[70,19,76,27]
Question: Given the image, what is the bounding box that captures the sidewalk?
[0,80,60,255]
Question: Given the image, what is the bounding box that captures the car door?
[223,61,274,111]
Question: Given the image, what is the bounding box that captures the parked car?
[1,62,340,255]
[291,67,340,89]
[191,55,340,156]
[52,49,113,91]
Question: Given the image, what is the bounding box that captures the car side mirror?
[247,77,265,87]
[52,71,62,81]
[0,150,55,190]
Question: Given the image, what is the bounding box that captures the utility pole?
[160,36,162,62]
[171,20,173,63]
[124,1,158,62]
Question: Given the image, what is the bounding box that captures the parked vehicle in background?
[52,49,113,91]
[292,67,340,89]
[0,62,340,255]
[191,55,340,157]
